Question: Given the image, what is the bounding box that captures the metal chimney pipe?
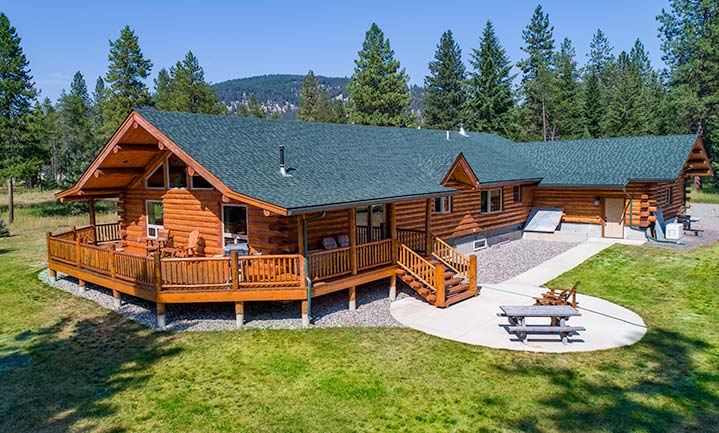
[279,145,291,177]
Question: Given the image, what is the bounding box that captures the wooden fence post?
[299,255,307,288]
[469,255,478,296]
[434,263,446,307]
[46,232,57,282]
[231,250,239,290]
[109,244,116,279]
[154,253,162,292]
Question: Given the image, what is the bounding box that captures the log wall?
[395,184,534,238]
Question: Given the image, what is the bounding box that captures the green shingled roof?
[516,135,697,187]
[135,108,540,213]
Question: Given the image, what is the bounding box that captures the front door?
[603,198,625,238]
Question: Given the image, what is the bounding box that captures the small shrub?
[0,218,8,237]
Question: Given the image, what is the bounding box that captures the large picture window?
[167,155,188,189]
[145,164,165,189]
[146,200,164,238]
[481,189,503,213]
[222,204,248,246]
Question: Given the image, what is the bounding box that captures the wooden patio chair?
[534,281,579,308]
[145,229,171,255]
[174,230,200,258]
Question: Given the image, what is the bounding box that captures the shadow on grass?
[0,313,179,433]
[499,328,718,432]
[0,248,18,255]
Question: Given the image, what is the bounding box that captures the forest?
[0,1,716,205]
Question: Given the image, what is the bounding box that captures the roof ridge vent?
[279,144,292,177]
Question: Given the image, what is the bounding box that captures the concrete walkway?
[390,239,648,353]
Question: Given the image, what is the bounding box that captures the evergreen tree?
[330,98,348,124]
[0,12,41,220]
[91,77,107,142]
[153,68,172,110]
[423,30,466,130]
[587,29,615,86]
[465,21,516,137]
[247,95,266,118]
[154,51,225,114]
[39,98,61,184]
[298,70,323,122]
[101,25,152,138]
[517,5,556,141]
[57,72,95,181]
[658,0,719,182]
[581,71,602,138]
[552,38,582,139]
[347,23,411,126]
[603,52,648,137]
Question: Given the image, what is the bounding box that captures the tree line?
[1,0,717,205]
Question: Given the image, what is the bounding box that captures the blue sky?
[2,0,671,102]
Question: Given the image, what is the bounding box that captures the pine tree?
[0,12,40,222]
[517,5,556,141]
[38,98,61,184]
[154,51,225,114]
[587,29,615,86]
[582,71,602,138]
[91,77,107,143]
[423,30,466,130]
[330,98,348,124]
[101,25,152,138]
[465,21,516,137]
[583,29,615,136]
[552,38,582,139]
[603,52,648,137]
[298,70,322,122]
[247,95,265,118]
[347,23,411,126]
[58,71,95,182]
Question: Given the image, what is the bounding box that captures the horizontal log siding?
[122,186,292,256]
[395,185,534,238]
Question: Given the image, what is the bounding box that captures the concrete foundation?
[113,297,121,310]
[389,285,397,301]
[235,313,244,328]
[302,314,310,327]
[157,314,166,329]
[448,223,524,256]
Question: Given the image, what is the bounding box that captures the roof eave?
[285,190,459,216]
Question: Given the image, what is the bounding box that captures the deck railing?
[308,247,352,280]
[94,222,121,243]
[432,236,469,278]
[357,238,393,270]
[397,228,426,253]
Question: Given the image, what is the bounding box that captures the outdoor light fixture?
[594,197,601,206]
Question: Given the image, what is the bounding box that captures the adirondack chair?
[173,230,200,258]
[534,281,579,308]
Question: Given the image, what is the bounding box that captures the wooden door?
[603,198,625,238]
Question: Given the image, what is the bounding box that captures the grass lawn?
[0,190,717,432]
[691,178,719,204]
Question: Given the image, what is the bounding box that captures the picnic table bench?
[498,305,585,345]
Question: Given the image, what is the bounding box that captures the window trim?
[144,162,166,190]
[222,203,249,247]
[481,188,503,214]
[190,174,213,190]
[664,187,672,205]
[513,185,521,203]
[145,200,164,239]
[166,154,189,190]
[433,196,452,214]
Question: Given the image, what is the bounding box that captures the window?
[146,200,164,238]
[191,174,213,190]
[433,196,452,214]
[167,155,188,188]
[145,164,165,189]
[371,204,386,239]
[473,238,488,251]
[222,204,248,246]
[481,189,503,213]
[664,187,672,205]
[355,204,387,243]
[513,185,521,202]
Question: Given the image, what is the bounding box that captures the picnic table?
[498,305,585,345]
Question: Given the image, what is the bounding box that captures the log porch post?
[424,199,432,256]
[389,202,397,300]
[434,263,446,308]
[348,207,358,310]
[154,253,164,328]
[88,197,96,227]
[469,255,478,295]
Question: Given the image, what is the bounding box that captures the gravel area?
[39,270,411,331]
[474,239,580,284]
[646,203,719,251]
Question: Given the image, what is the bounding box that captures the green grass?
[0,190,718,432]
[691,178,719,204]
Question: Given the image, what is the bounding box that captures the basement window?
[145,164,165,189]
[167,155,188,189]
[513,185,521,202]
[433,196,452,214]
[473,239,488,251]
[481,189,502,213]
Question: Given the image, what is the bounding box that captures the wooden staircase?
[395,240,478,308]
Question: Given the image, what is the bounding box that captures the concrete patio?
[390,239,648,353]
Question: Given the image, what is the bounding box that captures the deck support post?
[424,199,432,256]
[348,286,356,311]
[389,274,397,300]
[78,279,86,289]
[112,289,121,310]
[235,301,244,328]
[301,300,309,327]
[49,269,57,282]
[434,264,446,308]
[156,302,166,329]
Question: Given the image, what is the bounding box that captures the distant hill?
[212,74,424,120]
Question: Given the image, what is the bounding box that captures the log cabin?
[47,108,712,328]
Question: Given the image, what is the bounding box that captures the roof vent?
[458,123,468,137]
[446,130,450,141]
[279,145,292,177]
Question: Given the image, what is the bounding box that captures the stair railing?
[431,236,478,296]
[396,242,446,306]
